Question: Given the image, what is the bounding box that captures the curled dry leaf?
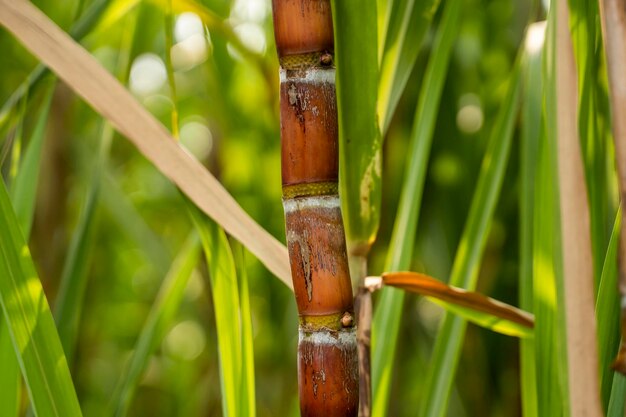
[381,271,534,334]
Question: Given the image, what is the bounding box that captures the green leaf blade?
[0,81,55,417]
[532,7,570,415]
[426,297,533,338]
[0,179,82,417]
[112,233,200,417]
[0,315,20,417]
[377,0,441,135]
[418,61,522,417]
[10,85,54,239]
[371,0,462,414]
[332,0,381,254]
[190,207,255,417]
[596,210,621,409]
[607,373,626,417]
[235,245,256,417]
[519,20,545,417]
[53,151,103,362]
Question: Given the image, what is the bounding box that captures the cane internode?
[284,195,353,314]
[280,68,339,187]
[272,0,358,415]
[272,0,334,57]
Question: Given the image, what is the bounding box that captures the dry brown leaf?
[599,0,626,375]
[0,0,293,290]
[555,0,602,412]
[381,272,534,329]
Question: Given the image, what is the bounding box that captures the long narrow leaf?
[332,0,381,256]
[331,4,380,410]
[533,84,565,417]
[419,61,522,417]
[53,125,111,362]
[190,207,248,417]
[8,90,27,185]
[606,372,626,417]
[378,272,534,338]
[596,210,621,408]
[371,1,461,414]
[519,21,545,417]
[377,0,440,134]
[0,83,55,417]
[0,80,54,416]
[111,233,200,417]
[234,244,256,417]
[10,85,54,238]
[534,5,570,414]
[0,314,20,417]
[0,0,292,288]
[376,0,390,63]
[0,178,82,417]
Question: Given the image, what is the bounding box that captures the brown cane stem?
[271,0,359,415]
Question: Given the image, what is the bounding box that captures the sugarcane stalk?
[598,0,626,374]
[271,0,358,415]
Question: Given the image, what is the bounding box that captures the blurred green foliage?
[0,0,577,415]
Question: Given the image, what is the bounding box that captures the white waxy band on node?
[280,68,336,84]
[299,328,357,345]
[283,195,340,213]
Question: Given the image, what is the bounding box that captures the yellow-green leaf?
[0,177,82,417]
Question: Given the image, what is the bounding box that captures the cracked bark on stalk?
[598,0,626,374]
[271,0,358,415]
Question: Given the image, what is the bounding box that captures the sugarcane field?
[0,0,624,416]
